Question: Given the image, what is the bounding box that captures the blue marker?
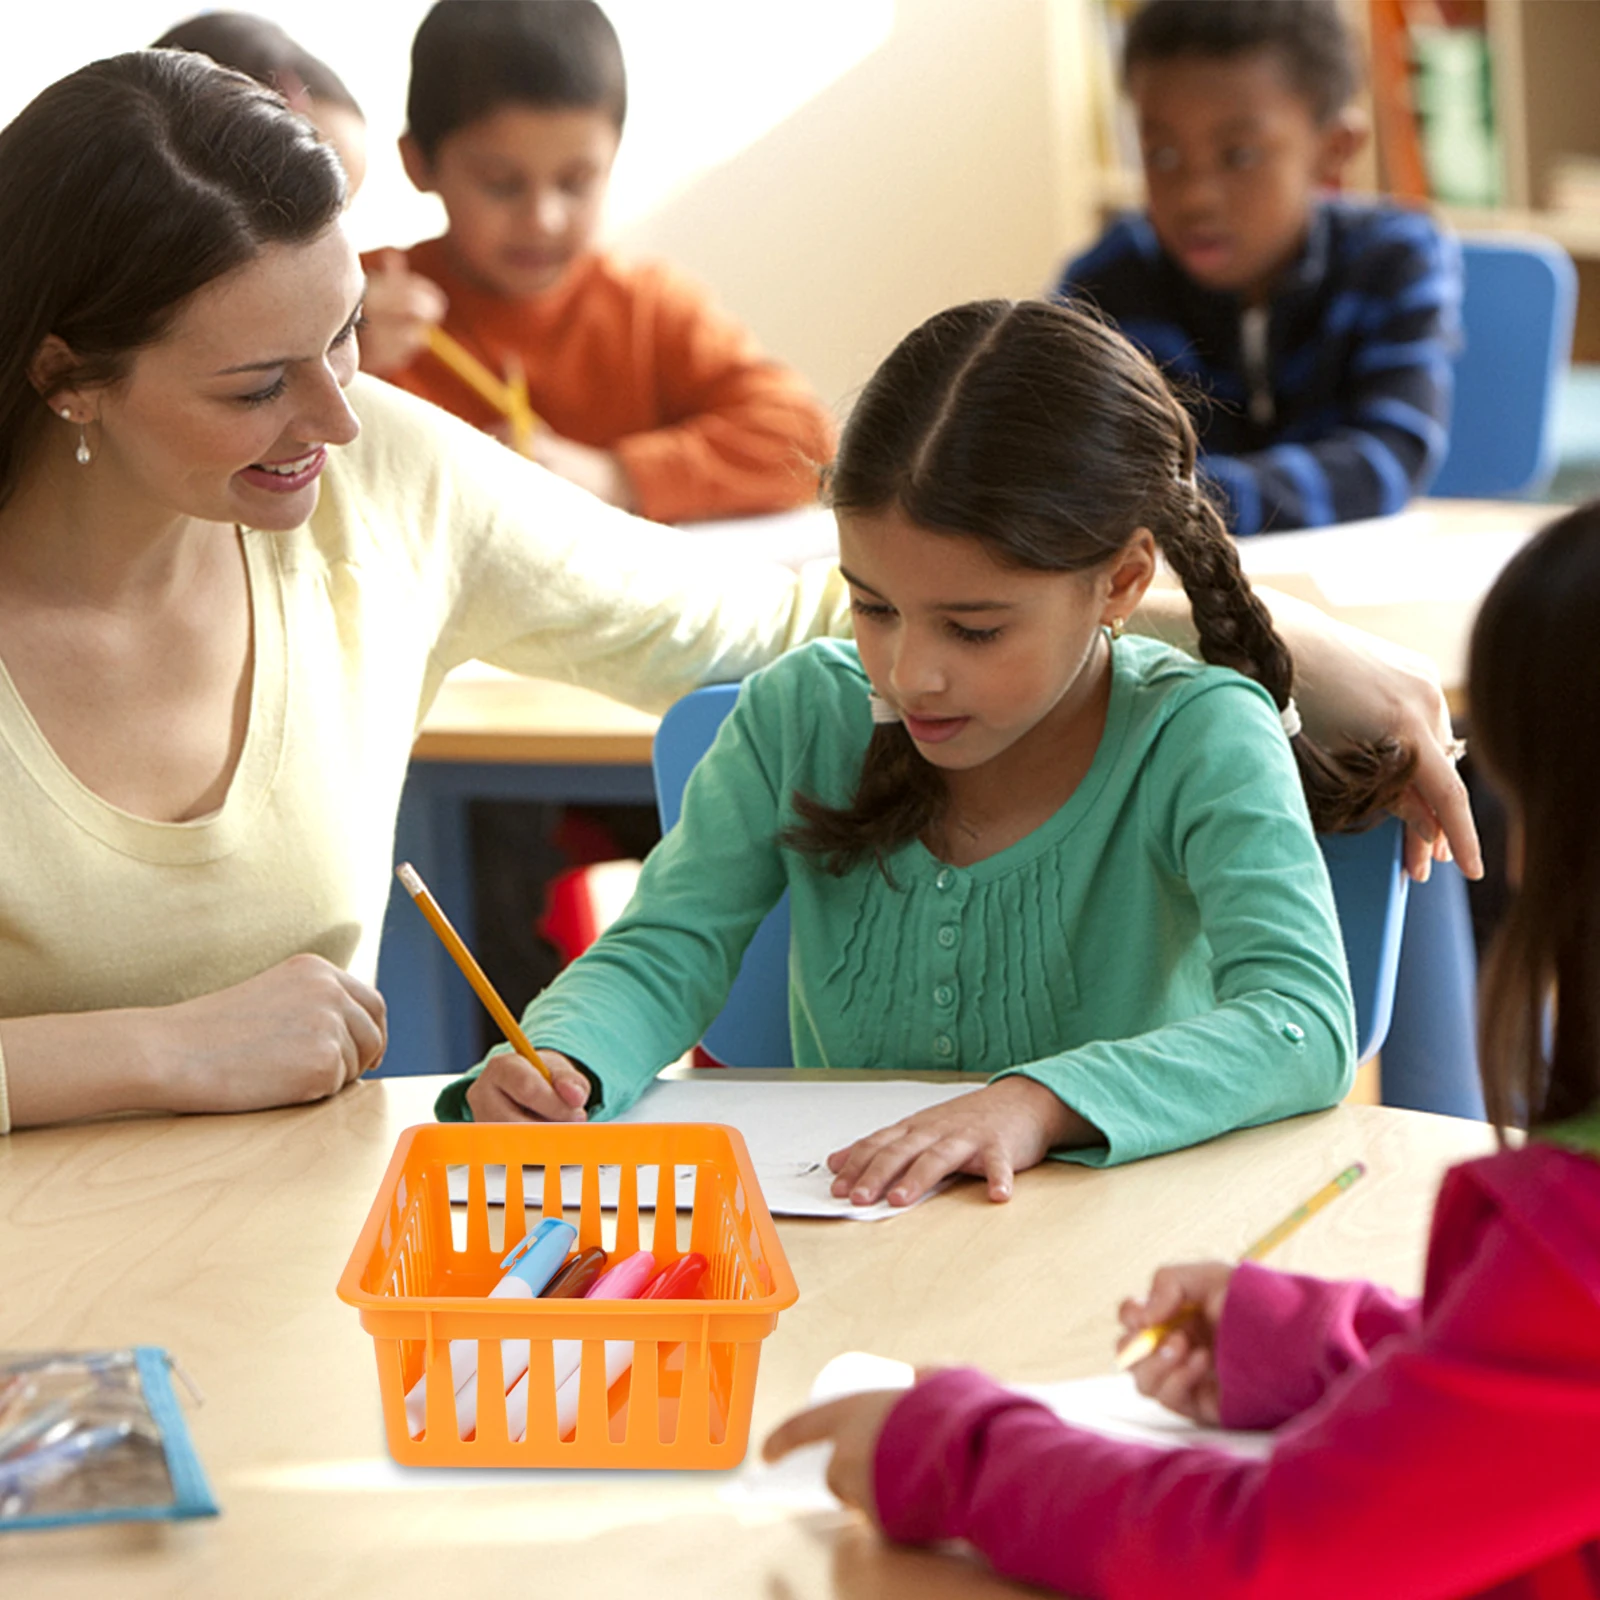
[403,1217,576,1438]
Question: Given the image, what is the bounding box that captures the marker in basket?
[1114,1162,1367,1372]
[541,1246,609,1299]
[551,1253,711,1440]
[505,1250,658,1443]
[394,862,554,1087]
[404,1217,575,1438]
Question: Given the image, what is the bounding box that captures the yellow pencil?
[503,352,539,455]
[394,861,553,1084]
[425,325,516,415]
[1114,1162,1366,1371]
[425,327,543,452]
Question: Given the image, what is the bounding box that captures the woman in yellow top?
[0,51,1474,1133]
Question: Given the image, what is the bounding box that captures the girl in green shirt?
[443,299,1412,1205]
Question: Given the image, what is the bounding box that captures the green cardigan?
[438,636,1357,1165]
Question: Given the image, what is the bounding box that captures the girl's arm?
[780,1199,1600,1600]
[1119,1260,1421,1431]
[993,679,1359,1167]
[0,956,385,1131]
[435,661,797,1122]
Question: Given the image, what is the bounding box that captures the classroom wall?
[0,1,1098,415]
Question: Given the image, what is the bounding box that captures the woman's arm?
[1,955,385,1131]
[1132,582,1480,881]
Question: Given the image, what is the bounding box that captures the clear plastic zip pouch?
[0,1347,217,1531]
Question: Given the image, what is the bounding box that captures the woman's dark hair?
[152,12,362,115]
[407,0,627,160]
[0,50,346,508]
[788,299,1413,873]
[1470,502,1600,1132]
[1124,0,1361,125]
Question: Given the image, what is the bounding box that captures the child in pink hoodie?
[764,501,1600,1599]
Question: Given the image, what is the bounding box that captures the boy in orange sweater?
[360,0,833,523]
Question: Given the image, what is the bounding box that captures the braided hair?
[788,298,1413,873]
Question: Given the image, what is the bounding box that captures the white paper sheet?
[725,1351,1271,1510]
[446,1076,979,1220]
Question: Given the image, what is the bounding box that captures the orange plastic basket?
[337,1121,797,1469]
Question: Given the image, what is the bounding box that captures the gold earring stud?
[1107,616,1126,640]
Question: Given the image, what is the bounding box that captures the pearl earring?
[59,406,91,465]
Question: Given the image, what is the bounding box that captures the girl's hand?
[826,1077,1091,1206]
[527,430,635,510]
[465,1047,591,1123]
[761,1389,907,1522]
[1116,1260,1235,1425]
[357,250,447,377]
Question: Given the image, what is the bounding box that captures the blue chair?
[1430,234,1577,499]
[653,683,1410,1071]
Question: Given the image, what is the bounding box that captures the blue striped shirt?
[1055,200,1462,536]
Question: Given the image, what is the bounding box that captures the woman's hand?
[2,955,386,1128]
[357,250,447,377]
[825,1076,1093,1206]
[762,1389,907,1522]
[1117,1260,1235,1425]
[148,953,388,1113]
[465,1047,591,1123]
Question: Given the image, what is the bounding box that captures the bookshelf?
[1079,0,1600,359]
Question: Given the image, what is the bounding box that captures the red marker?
[640,1253,710,1300]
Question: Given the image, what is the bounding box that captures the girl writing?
[764,501,1600,1596]
[442,298,1412,1203]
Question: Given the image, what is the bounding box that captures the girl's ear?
[1103,527,1158,628]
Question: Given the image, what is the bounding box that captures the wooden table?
[0,1077,1496,1598]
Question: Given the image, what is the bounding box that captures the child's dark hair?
[787,299,1413,873]
[152,12,362,116]
[1469,502,1600,1132]
[1123,0,1360,124]
[406,0,626,160]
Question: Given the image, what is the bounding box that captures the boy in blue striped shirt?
[1057,0,1461,536]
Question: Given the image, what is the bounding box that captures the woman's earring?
[59,407,91,466]
[1107,616,1126,640]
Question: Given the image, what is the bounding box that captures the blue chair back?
[653,685,1409,1068]
[1430,234,1576,498]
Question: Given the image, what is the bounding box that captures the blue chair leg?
[1379,864,1487,1119]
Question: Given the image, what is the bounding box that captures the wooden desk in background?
[0,1076,1495,1600]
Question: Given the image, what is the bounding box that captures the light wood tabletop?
[411,499,1557,764]
[0,1077,1496,1598]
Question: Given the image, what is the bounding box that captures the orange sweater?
[360,240,835,524]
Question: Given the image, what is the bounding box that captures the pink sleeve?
[873,1213,1600,1600]
[1215,1260,1420,1429]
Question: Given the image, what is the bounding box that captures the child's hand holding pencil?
[1115,1260,1234,1425]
